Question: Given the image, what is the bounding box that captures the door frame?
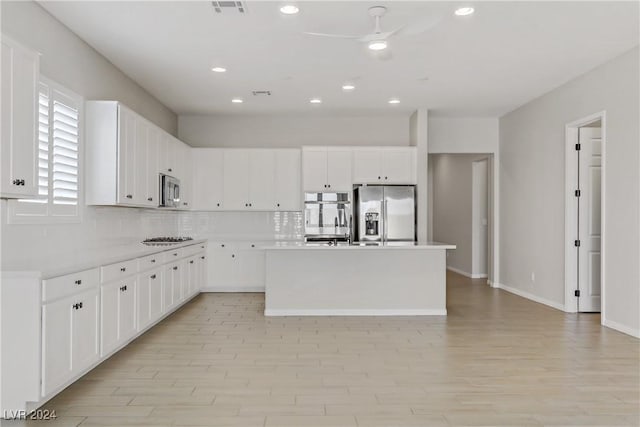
[564,111,606,315]
[471,158,490,278]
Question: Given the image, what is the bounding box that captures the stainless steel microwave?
[159,174,180,208]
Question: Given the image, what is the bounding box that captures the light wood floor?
[13,272,640,426]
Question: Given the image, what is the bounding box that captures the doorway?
[565,112,605,313]
[472,159,489,278]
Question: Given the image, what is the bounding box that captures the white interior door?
[472,159,489,277]
[577,127,602,312]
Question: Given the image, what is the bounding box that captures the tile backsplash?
[0,200,303,268]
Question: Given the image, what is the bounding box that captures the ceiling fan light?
[388,98,400,105]
[309,98,322,104]
[454,7,474,16]
[231,98,243,103]
[368,40,388,51]
[280,4,299,14]
[342,84,356,91]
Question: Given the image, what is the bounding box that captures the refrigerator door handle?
[383,199,388,243]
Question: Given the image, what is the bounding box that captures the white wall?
[0,0,177,134]
[499,47,639,337]
[428,117,499,153]
[431,154,491,276]
[178,115,410,148]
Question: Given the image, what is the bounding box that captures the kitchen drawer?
[183,244,202,257]
[138,253,163,272]
[42,268,100,302]
[164,247,183,260]
[101,259,138,283]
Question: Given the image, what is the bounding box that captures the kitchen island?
[264,242,455,316]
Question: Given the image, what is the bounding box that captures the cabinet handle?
[168,168,172,172]
[221,244,225,248]
[201,256,205,260]
[183,202,188,206]
[150,274,157,279]
[277,203,280,207]
[216,203,220,207]
[151,259,156,263]
[147,197,153,201]
[385,176,388,180]
[79,302,83,309]
[75,279,82,285]
[12,179,25,186]
[126,194,133,199]
[251,244,255,248]
[173,266,178,270]
[328,184,331,188]
[173,253,178,256]
[120,285,127,292]
[231,254,235,258]
[73,303,79,310]
[190,260,194,264]
[120,267,126,272]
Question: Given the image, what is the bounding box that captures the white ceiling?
[40,1,639,117]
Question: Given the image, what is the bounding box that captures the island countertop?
[263,241,456,250]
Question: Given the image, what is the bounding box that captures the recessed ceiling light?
[368,40,388,51]
[211,67,227,73]
[388,98,400,105]
[309,98,322,104]
[342,84,356,91]
[231,98,243,103]
[454,7,474,16]
[280,4,299,14]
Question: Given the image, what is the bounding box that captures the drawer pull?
[189,260,194,264]
[120,267,126,272]
[173,266,178,270]
[201,256,205,260]
[120,285,127,292]
[231,254,235,258]
[75,279,82,285]
[150,274,157,279]
[221,244,225,248]
[151,259,156,263]
[126,194,133,199]
[173,253,178,256]
[72,302,83,310]
[251,244,255,248]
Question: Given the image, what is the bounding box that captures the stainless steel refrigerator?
[352,185,416,243]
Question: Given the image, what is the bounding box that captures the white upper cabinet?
[191,148,224,210]
[1,35,39,199]
[274,149,301,211]
[222,149,250,210]
[86,101,191,209]
[302,147,353,192]
[352,147,416,184]
[248,150,275,210]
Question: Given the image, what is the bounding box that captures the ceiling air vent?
[211,1,246,14]
[252,91,272,96]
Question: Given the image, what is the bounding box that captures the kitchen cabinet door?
[146,127,160,206]
[71,289,100,376]
[236,246,265,290]
[148,270,163,323]
[248,150,275,210]
[208,243,236,289]
[117,107,137,205]
[1,36,38,198]
[352,149,382,184]
[197,253,207,291]
[100,281,119,356]
[177,142,192,210]
[162,264,175,311]
[275,150,301,210]
[222,150,250,210]
[382,148,415,184]
[42,296,73,396]
[137,272,152,330]
[302,147,328,192]
[118,279,136,344]
[192,148,224,210]
[186,256,198,297]
[326,148,353,191]
[134,119,149,206]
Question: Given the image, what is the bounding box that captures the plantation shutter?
[51,89,80,215]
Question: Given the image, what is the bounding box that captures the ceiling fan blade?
[396,15,444,37]
[303,32,361,40]
[357,25,404,43]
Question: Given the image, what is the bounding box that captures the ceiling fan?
[304,6,441,59]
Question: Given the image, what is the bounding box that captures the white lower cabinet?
[100,277,136,357]
[206,241,265,291]
[137,268,163,330]
[42,289,99,396]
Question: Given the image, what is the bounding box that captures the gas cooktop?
[142,237,194,246]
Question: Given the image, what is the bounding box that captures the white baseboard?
[201,286,265,293]
[494,282,565,311]
[447,266,487,279]
[264,309,447,316]
[602,318,640,338]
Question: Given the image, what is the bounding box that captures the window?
[9,78,83,223]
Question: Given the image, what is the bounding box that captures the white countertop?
[1,239,207,279]
[263,241,456,250]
